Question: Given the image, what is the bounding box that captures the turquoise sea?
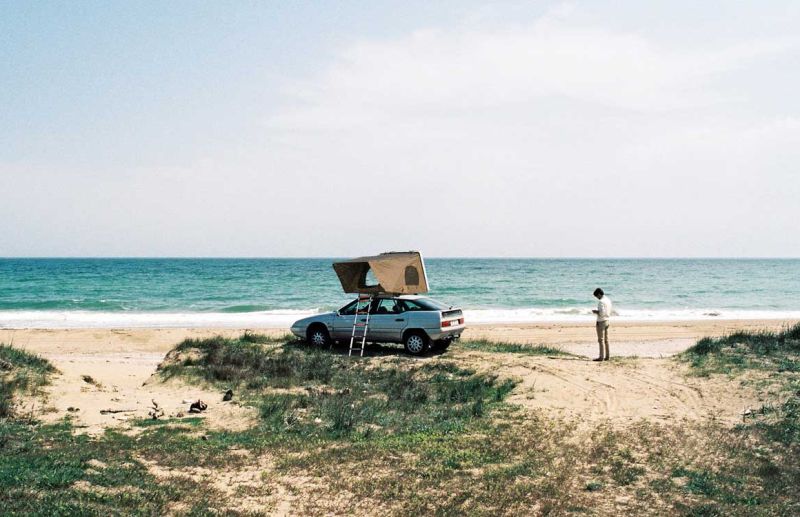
[1,258,799,328]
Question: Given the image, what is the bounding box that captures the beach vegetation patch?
[572,419,798,515]
[682,325,800,451]
[241,330,292,344]
[252,362,516,439]
[158,333,335,388]
[747,383,800,447]
[686,323,800,357]
[159,333,518,440]
[0,343,56,419]
[683,323,800,376]
[0,420,229,515]
[674,324,800,514]
[460,339,572,356]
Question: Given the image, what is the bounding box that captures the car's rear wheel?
[307,325,331,347]
[404,331,429,356]
[433,339,451,351]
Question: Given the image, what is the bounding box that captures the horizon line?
[1,256,799,260]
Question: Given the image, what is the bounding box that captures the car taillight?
[442,318,464,328]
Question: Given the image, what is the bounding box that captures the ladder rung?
[349,295,371,356]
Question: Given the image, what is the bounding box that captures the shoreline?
[2,310,800,330]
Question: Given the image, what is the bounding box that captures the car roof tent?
[332,251,429,295]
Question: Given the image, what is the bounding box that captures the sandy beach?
[3,319,796,435]
[4,318,795,357]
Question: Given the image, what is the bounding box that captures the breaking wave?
[1,307,799,329]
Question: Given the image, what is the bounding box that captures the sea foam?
[1,308,799,329]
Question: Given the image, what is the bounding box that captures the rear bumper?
[427,327,465,341]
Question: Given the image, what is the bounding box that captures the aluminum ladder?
[348,294,372,357]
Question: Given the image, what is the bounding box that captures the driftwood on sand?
[189,400,208,413]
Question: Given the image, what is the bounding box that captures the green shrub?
[683,324,800,375]
[0,344,56,419]
[685,324,800,357]
[161,333,335,388]
[758,397,800,445]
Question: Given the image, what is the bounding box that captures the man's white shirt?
[597,296,612,322]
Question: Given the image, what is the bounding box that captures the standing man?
[592,288,612,361]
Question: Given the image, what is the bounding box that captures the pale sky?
[2,1,799,257]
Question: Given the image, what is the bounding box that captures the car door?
[332,298,370,340]
[368,298,406,342]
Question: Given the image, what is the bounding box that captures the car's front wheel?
[403,331,429,356]
[307,325,331,347]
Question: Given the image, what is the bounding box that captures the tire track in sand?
[459,351,755,425]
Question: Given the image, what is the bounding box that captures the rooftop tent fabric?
[332,252,429,294]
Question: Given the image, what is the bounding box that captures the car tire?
[433,339,451,351]
[307,325,331,347]
[404,331,429,356]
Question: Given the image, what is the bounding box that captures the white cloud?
[267,16,794,134]
[3,4,799,257]
[251,10,799,256]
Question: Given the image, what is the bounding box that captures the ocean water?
[0,258,799,328]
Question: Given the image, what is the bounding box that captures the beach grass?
[160,333,517,438]
[682,324,800,449]
[134,332,800,514]
[5,331,800,514]
[1,333,533,515]
[682,323,800,376]
[0,419,233,516]
[159,333,335,389]
[668,324,800,514]
[688,323,800,355]
[0,343,234,515]
[460,339,572,356]
[0,343,57,419]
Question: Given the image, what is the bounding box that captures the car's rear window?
[403,297,451,311]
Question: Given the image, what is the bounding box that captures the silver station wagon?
[290,294,465,355]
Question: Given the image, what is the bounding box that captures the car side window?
[399,299,425,312]
[374,298,399,314]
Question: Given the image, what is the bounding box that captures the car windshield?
[410,297,452,311]
[338,299,370,315]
